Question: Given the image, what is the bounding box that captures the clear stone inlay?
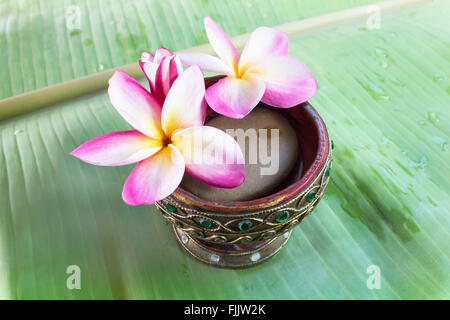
[250,252,261,262]
[283,231,290,239]
[181,233,188,244]
[210,254,220,263]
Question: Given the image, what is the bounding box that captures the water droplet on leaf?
[427,112,439,124]
[374,47,389,69]
[431,136,448,151]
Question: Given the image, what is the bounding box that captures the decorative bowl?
[155,78,332,268]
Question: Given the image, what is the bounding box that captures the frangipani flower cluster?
[71,18,318,206]
[71,62,244,205]
[179,17,317,118]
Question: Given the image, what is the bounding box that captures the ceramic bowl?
[155,78,332,268]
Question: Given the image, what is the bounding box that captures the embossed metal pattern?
[155,147,332,245]
[172,227,293,269]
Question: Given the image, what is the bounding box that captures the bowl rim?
[170,101,330,213]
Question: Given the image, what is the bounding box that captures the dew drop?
[357,77,389,101]
[432,136,448,151]
[374,47,389,69]
[69,30,81,37]
[373,72,385,82]
[433,73,445,83]
[389,77,405,87]
[427,111,439,124]
[409,156,427,169]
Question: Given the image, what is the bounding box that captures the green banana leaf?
[0,0,380,99]
[0,0,449,299]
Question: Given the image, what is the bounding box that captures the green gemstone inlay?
[326,167,331,177]
[331,140,335,150]
[307,192,316,202]
[238,220,252,231]
[276,210,290,222]
[165,203,177,213]
[200,219,212,228]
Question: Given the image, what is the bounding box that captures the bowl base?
[173,225,292,269]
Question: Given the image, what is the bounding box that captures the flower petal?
[153,56,172,105]
[154,47,173,63]
[178,52,232,75]
[108,71,164,139]
[205,74,265,119]
[255,55,318,108]
[140,60,157,94]
[122,145,185,205]
[161,66,206,136]
[153,55,183,105]
[140,51,154,64]
[172,126,245,188]
[239,27,289,70]
[168,54,183,87]
[70,130,162,166]
[204,16,240,72]
[139,51,154,83]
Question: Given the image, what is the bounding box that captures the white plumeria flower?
[179,17,318,119]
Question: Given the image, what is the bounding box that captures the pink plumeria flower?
[71,66,245,205]
[178,17,318,119]
[139,48,183,106]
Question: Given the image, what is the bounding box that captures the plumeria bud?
[139,48,183,106]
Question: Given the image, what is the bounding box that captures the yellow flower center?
[236,62,250,79]
[161,135,172,147]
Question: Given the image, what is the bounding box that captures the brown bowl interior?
[171,77,330,214]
